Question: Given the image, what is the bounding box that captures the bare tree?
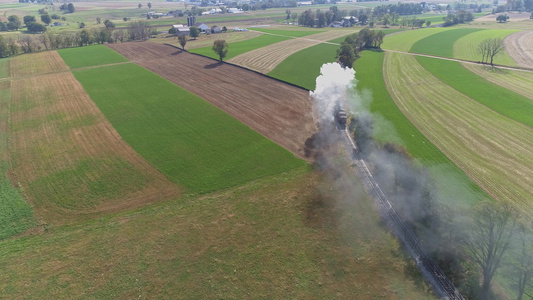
[463,201,518,299]
[18,35,35,53]
[478,38,505,66]
[509,223,533,300]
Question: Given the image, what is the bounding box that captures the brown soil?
[107,42,317,161]
[10,61,180,224]
[504,30,533,68]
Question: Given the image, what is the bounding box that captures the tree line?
[336,28,385,68]
[0,20,153,58]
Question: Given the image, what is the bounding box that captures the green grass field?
[0,59,10,79]
[410,28,484,58]
[355,51,486,207]
[416,56,533,128]
[190,34,290,60]
[0,169,432,299]
[249,27,325,37]
[73,63,307,193]
[268,43,338,90]
[381,27,453,52]
[58,45,129,69]
[453,29,519,66]
[0,82,35,240]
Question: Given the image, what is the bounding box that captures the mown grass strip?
[189,33,290,60]
[416,56,533,128]
[268,43,338,90]
[58,45,128,69]
[0,81,35,240]
[355,51,486,206]
[0,58,10,79]
[454,29,519,66]
[381,27,453,52]
[410,28,484,58]
[74,63,307,193]
[250,27,325,37]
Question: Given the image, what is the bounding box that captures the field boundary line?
[164,43,312,92]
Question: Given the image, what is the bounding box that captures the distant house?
[211,25,221,33]
[196,23,209,33]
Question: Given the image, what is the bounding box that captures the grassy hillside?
[453,29,519,66]
[416,56,533,128]
[0,169,434,299]
[268,43,338,90]
[74,63,307,193]
[410,28,484,58]
[381,27,452,52]
[0,81,35,240]
[58,45,129,69]
[355,51,486,207]
[189,34,290,60]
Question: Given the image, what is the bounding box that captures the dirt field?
[153,31,263,50]
[227,30,351,73]
[384,52,533,215]
[9,54,180,224]
[504,30,533,68]
[107,42,316,160]
[476,12,532,22]
[10,51,69,79]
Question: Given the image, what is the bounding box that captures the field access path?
[107,42,317,161]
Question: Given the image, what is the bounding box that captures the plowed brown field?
[228,30,351,73]
[505,30,533,68]
[10,56,180,224]
[107,42,317,160]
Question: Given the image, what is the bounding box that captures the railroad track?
[339,128,463,300]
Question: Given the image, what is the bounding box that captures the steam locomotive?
[335,104,347,128]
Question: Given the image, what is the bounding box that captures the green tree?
[138,3,142,8]
[96,17,101,24]
[51,14,60,20]
[425,20,431,27]
[0,36,8,58]
[496,14,509,22]
[178,34,187,50]
[104,19,115,29]
[212,39,228,61]
[336,42,357,68]
[147,2,152,8]
[390,12,399,25]
[23,15,36,26]
[189,26,199,39]
[80,28,91,45]
[40,14,51,25]
[7,15,22,30]
[382,13,390,27]
[26,22,46,33]
[67,3,75,13]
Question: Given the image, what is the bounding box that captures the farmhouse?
[227,7,244,13]
[196,23,209,33]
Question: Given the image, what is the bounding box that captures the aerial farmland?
[0,0,532,298]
